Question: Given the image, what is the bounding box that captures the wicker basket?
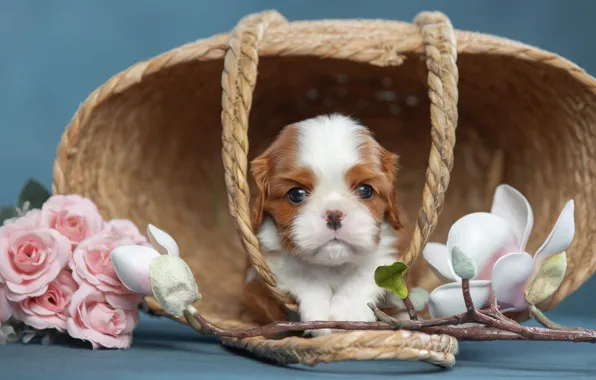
[53,9,596,367]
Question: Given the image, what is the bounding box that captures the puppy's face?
[251,114,401,266]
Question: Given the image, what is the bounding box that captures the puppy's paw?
[305,328,333,337]
[330,297,377,322]
[297,296,333,337]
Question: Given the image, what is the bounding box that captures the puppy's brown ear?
[250,153,271,231]
[380,147,403,232]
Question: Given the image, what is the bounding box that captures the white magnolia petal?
[428,280,492,319]
[446,213,519,275]
[534,200,575,265]
[422,242,457,282]
[491,252,534,311]
[110,245,160,295]
[147,224,180,257]
[490,184,534,251]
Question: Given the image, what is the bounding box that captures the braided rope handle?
[221,10,294,305]
[401,12,459,266]
[221,10,459,307]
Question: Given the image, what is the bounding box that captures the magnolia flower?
[423,184,575,318]
[110,224,200,317]
[110,224,180,295]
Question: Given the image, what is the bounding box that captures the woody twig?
[180,278,596,343]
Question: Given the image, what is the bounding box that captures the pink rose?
[105,219,148,245]
[3,209,41,228]
[67,283,139,349]
[0,227,71,301]
[0,286,12,322]
[40,195,104,246]
[70,231,142,295]
[12,270,77,331]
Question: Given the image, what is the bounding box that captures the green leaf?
[0,207,17,225]
[524,252,567,305]
[374,261,409,299]
[18,178,51,210]
[451,246,477,280]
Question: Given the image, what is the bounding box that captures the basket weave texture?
[53,9,596,367]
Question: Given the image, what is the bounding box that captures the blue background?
[1,1,596,378]
[1,0,596,205]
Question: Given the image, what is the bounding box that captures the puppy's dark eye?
[287,188,307,204]
[356,184,374,199]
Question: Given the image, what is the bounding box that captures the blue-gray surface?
[2,288,596,380]
[1,0,596,378]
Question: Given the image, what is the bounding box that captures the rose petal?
[534,200,575,265]
[491,252,534,311]
[147,224,179,257]
[490,184,534,251]
[428,280,492,319]
[106,293,142,311]
[30,301,58,316]
[93,331,132,349]
[67,280,138,349]
[67,317,131,350]
[422,242,457,282]
[66,318,94,347]
[18,311,67,332]
[0,287,12,322]
[5,283,49,302]
[68,282,96,317]
[110,245,160,296]
[0,228,70,292]
[95,273,124,287]
[447,213,519,277]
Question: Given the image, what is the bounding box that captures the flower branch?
[368,259,596,343]
[176,247,596,343]
[174,291,596,343]
[182,306,394,339]
[107,185,596,348]
[528,304,564,330]
[131,241,596,344]
[401,296,419,320]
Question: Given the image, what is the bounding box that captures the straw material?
[221,330,458,367]
[53,8,596,367]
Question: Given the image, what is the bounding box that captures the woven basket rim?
[56,19,596,138]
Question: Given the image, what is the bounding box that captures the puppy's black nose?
[325,210,344,230]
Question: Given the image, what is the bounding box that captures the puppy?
[249,114,402,336]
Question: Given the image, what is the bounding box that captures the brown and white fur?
[248,114,402,336]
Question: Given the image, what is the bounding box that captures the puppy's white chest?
[267,251,392,297]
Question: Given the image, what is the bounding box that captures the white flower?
[423,184,575,318]
[110,224,180,295]
[110,224,200,317]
